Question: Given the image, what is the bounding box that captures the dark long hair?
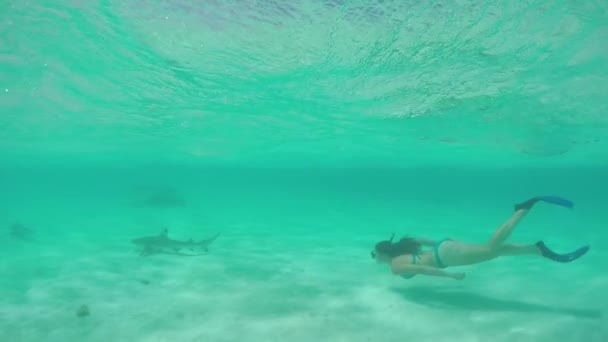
[374,233,421,258]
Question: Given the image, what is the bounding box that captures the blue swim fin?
[514,196,574,211]
[536,241,589,263]
[538,196,574,208]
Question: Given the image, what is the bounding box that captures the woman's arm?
[391,262,465,280]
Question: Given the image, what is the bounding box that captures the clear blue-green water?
[1,1,607,341]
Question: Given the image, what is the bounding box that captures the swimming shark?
[131,228,219,256]
[6,222,33,241]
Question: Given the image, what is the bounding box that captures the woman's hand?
[450,272,466,280]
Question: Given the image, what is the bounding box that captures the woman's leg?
[496,243,589,263]
[497,243,540,256]
[438,205,534,267]
[441,197,588,267]
[439,242,539,268]
[487,209,529,250]
[488,197,589,262]
[487,197,547,249]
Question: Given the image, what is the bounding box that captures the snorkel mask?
[370,232,395,259]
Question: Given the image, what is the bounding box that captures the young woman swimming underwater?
[371,196,589,280]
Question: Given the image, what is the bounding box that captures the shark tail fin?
[203,233,220,247]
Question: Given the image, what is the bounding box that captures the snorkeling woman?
[371,196,590,280]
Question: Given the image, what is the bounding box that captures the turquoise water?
[1,1,607,341]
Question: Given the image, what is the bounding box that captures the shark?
[6,222,33,241]
[131,228,219,256]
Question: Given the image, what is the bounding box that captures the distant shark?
[131,228,219,256]
[6,222,33,241]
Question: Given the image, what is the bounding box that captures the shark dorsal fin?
[160,229,168,238]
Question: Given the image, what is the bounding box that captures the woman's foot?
[535,241,590,263]
[514,197,541,211]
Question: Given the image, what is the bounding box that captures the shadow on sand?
[391,286,602,319]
